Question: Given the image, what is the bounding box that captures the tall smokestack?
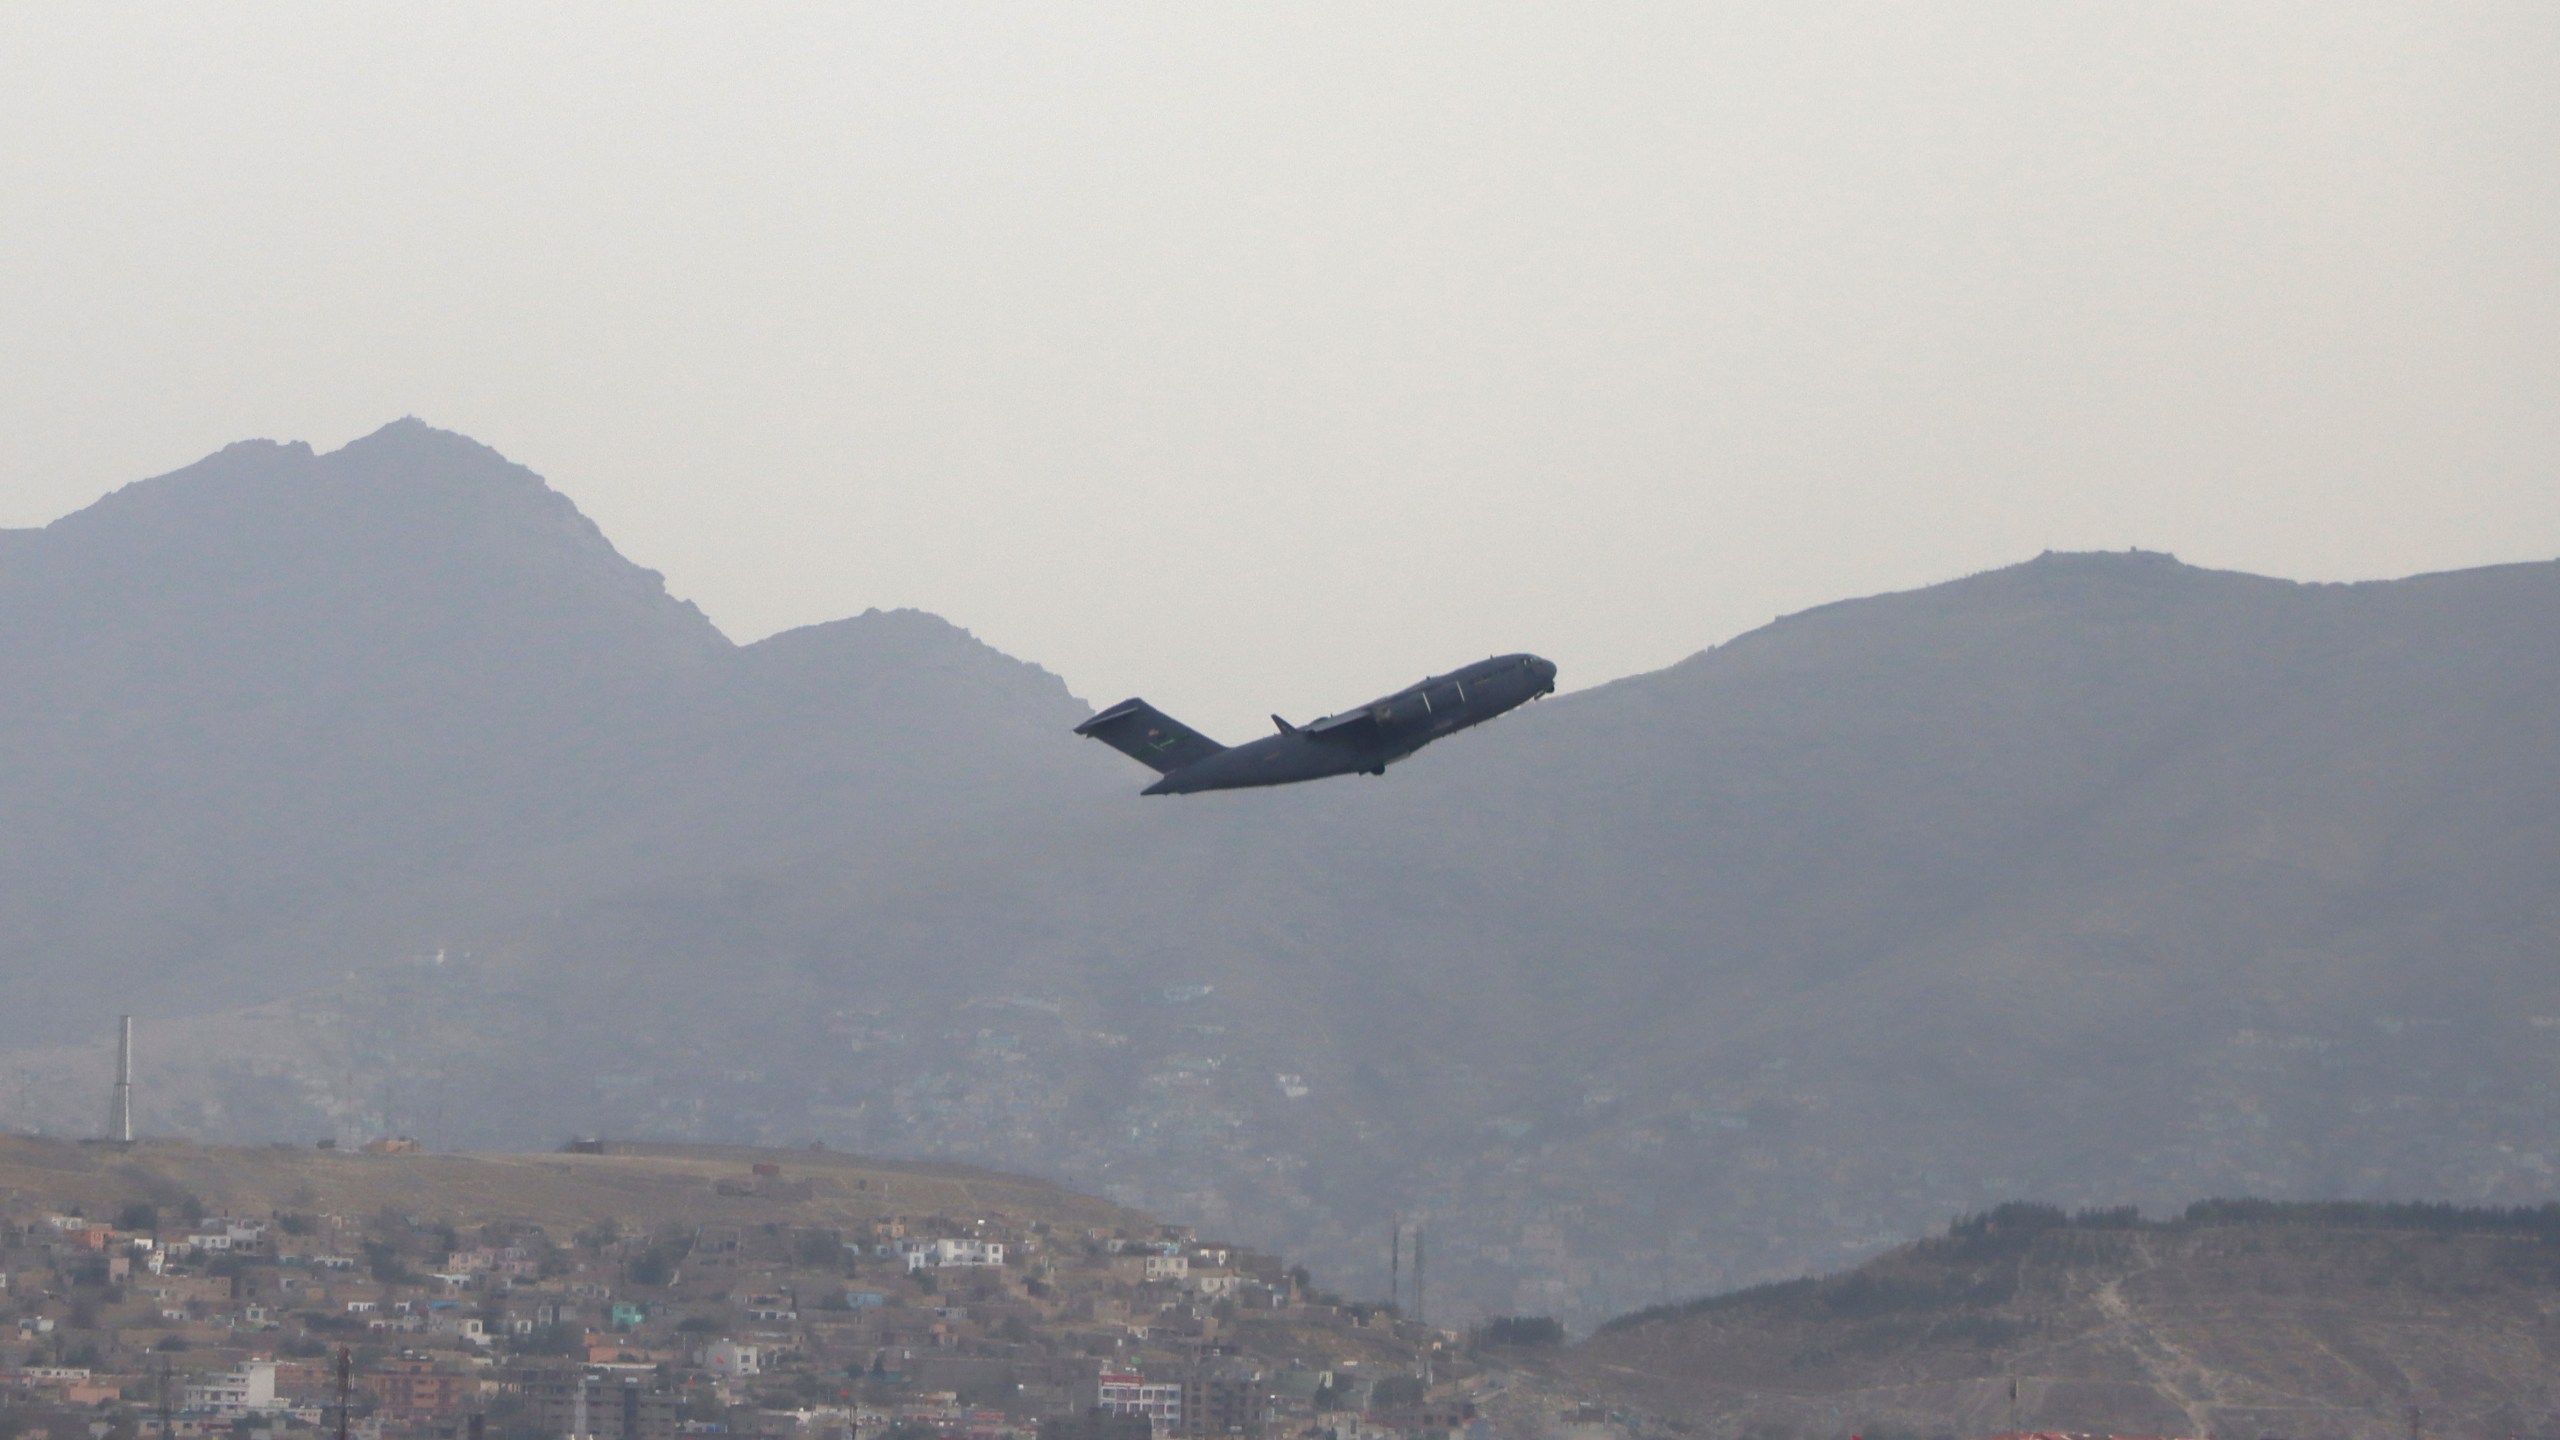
[107,1015,133,1144]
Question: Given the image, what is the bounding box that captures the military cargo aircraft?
[1075,653,1558,795]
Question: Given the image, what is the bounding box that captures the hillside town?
[0,1148,1509,1440]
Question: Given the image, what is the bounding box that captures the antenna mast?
[1389,1222,1401,1313]
[336,1345,352,1440]
[1413,1223,1426,1327]
[107,1015,134,1143]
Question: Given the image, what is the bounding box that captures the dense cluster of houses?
[0,1166,1477,1440]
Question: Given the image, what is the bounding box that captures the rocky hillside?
[4,424,2557,1327]
[1558,1201,2560,1439]
[0,420,1117,1034]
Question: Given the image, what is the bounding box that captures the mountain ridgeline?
[3,422,2556,1327]
[0,422,1114,1032]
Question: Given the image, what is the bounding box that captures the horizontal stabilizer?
[1075,699,1226,776]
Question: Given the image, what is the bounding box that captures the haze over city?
[7,9,2560,1433]
[5,4,2555,735]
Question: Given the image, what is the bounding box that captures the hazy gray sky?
[5,4,2554,736]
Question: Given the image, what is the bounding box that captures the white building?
[1097,1373,1181,1436]
[183,1361,281,1415]
[704,1341,761,1378]
[898,1238,1005,1271]
[426,1312,487,1344]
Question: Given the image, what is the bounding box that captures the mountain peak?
[2025,545,2188,568]
[43,418,561,541]
[331,415,516,471]
[6,421,729,673]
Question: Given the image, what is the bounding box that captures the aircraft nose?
[1530,656,1558,691]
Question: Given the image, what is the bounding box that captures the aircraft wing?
[1300,708,1382,745]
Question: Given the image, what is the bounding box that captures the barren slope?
[0,1134,1147,1236]
[1564,1206,2560,1440]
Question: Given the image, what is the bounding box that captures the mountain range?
[4,421,2556,1327]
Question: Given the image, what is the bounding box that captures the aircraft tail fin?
[1075,699,1227,775]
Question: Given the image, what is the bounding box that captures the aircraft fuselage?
[1074,653,1557,796]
